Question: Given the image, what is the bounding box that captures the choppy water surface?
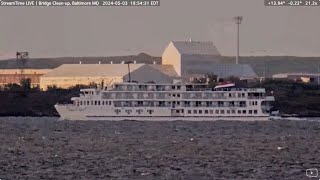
[1,117,320,179]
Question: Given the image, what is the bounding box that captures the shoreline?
[2,80,320,119]
[1,115,320,119]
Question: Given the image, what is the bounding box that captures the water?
[0,116,319,179]
[276,117,320,122]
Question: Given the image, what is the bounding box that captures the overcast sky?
[0,0,319,58]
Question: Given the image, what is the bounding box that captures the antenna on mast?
[234,16,243,65]
[16,51,29,82]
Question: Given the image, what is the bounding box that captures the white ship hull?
[55,104,270,121]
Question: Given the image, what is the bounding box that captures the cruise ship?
[54,82,275,121]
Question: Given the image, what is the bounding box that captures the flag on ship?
[214,81,235,89]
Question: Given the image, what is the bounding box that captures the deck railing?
[109,87,265,92]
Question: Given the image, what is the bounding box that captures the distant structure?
[234,16,243,65]
[162,40,256,80]
[273,73,320,84]
[40,64,179,90]
[162,40,221,77]
[0,54,161,88]
[188,63,257,80]
[16,51,29,81]
[0,69,51,88]
[0,52,51,88]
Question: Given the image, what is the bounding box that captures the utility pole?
[16,52,29,82]
[263,61,266,80]
[234,16,243,65]
[126,61,132,83]
[317,63,320,85]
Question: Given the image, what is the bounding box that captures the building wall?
[123,65,175,83]
[40,76,123,90]
[162,43,223,79]
[0,74,42,87]
[273,74,320,84]
[0,69,52,75]
[180,55,226,82]
[0,69,52,87]
[162,42,181,76]
[181,54,221,78]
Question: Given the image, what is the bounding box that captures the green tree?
[47,85,58,92]
[88,82,98,88]
[20,78,31,91]
[5,83,22,92]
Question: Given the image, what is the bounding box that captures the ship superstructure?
[55,82,275,121]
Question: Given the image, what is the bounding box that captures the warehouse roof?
[171,41,220,56]
[186,63,257,79]
[42,64,179,78]
[0,53,161,69]
[147,64,179,77]
[42,64,144,77]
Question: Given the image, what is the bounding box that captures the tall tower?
[16,52,29,82]
[234,16,243,65]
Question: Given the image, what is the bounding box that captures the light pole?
[234,16,243,65]
[126,61,132,83]
[317,63,320,85]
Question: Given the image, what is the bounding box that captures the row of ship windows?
[76,101,255,107]
[187,109,258,114]
[249,101,258,106]
[77,101,112,106]
[115,85,182,90]
[109,93,247,98]
[113,109,258,115]
[114,85,259,92]
[115,109,154,115]
[168,93,244,97]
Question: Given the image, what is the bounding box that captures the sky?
[0,0,319,59]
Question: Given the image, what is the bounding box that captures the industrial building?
[273,73,320,84]
[0,53,161,87]
[162,40,257,80]
[162,40,221,77]
[40,40,257,90]
[187,63,257,80]
[40,64,179,90]
[1,40,261,90]
[0,69,51,88]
